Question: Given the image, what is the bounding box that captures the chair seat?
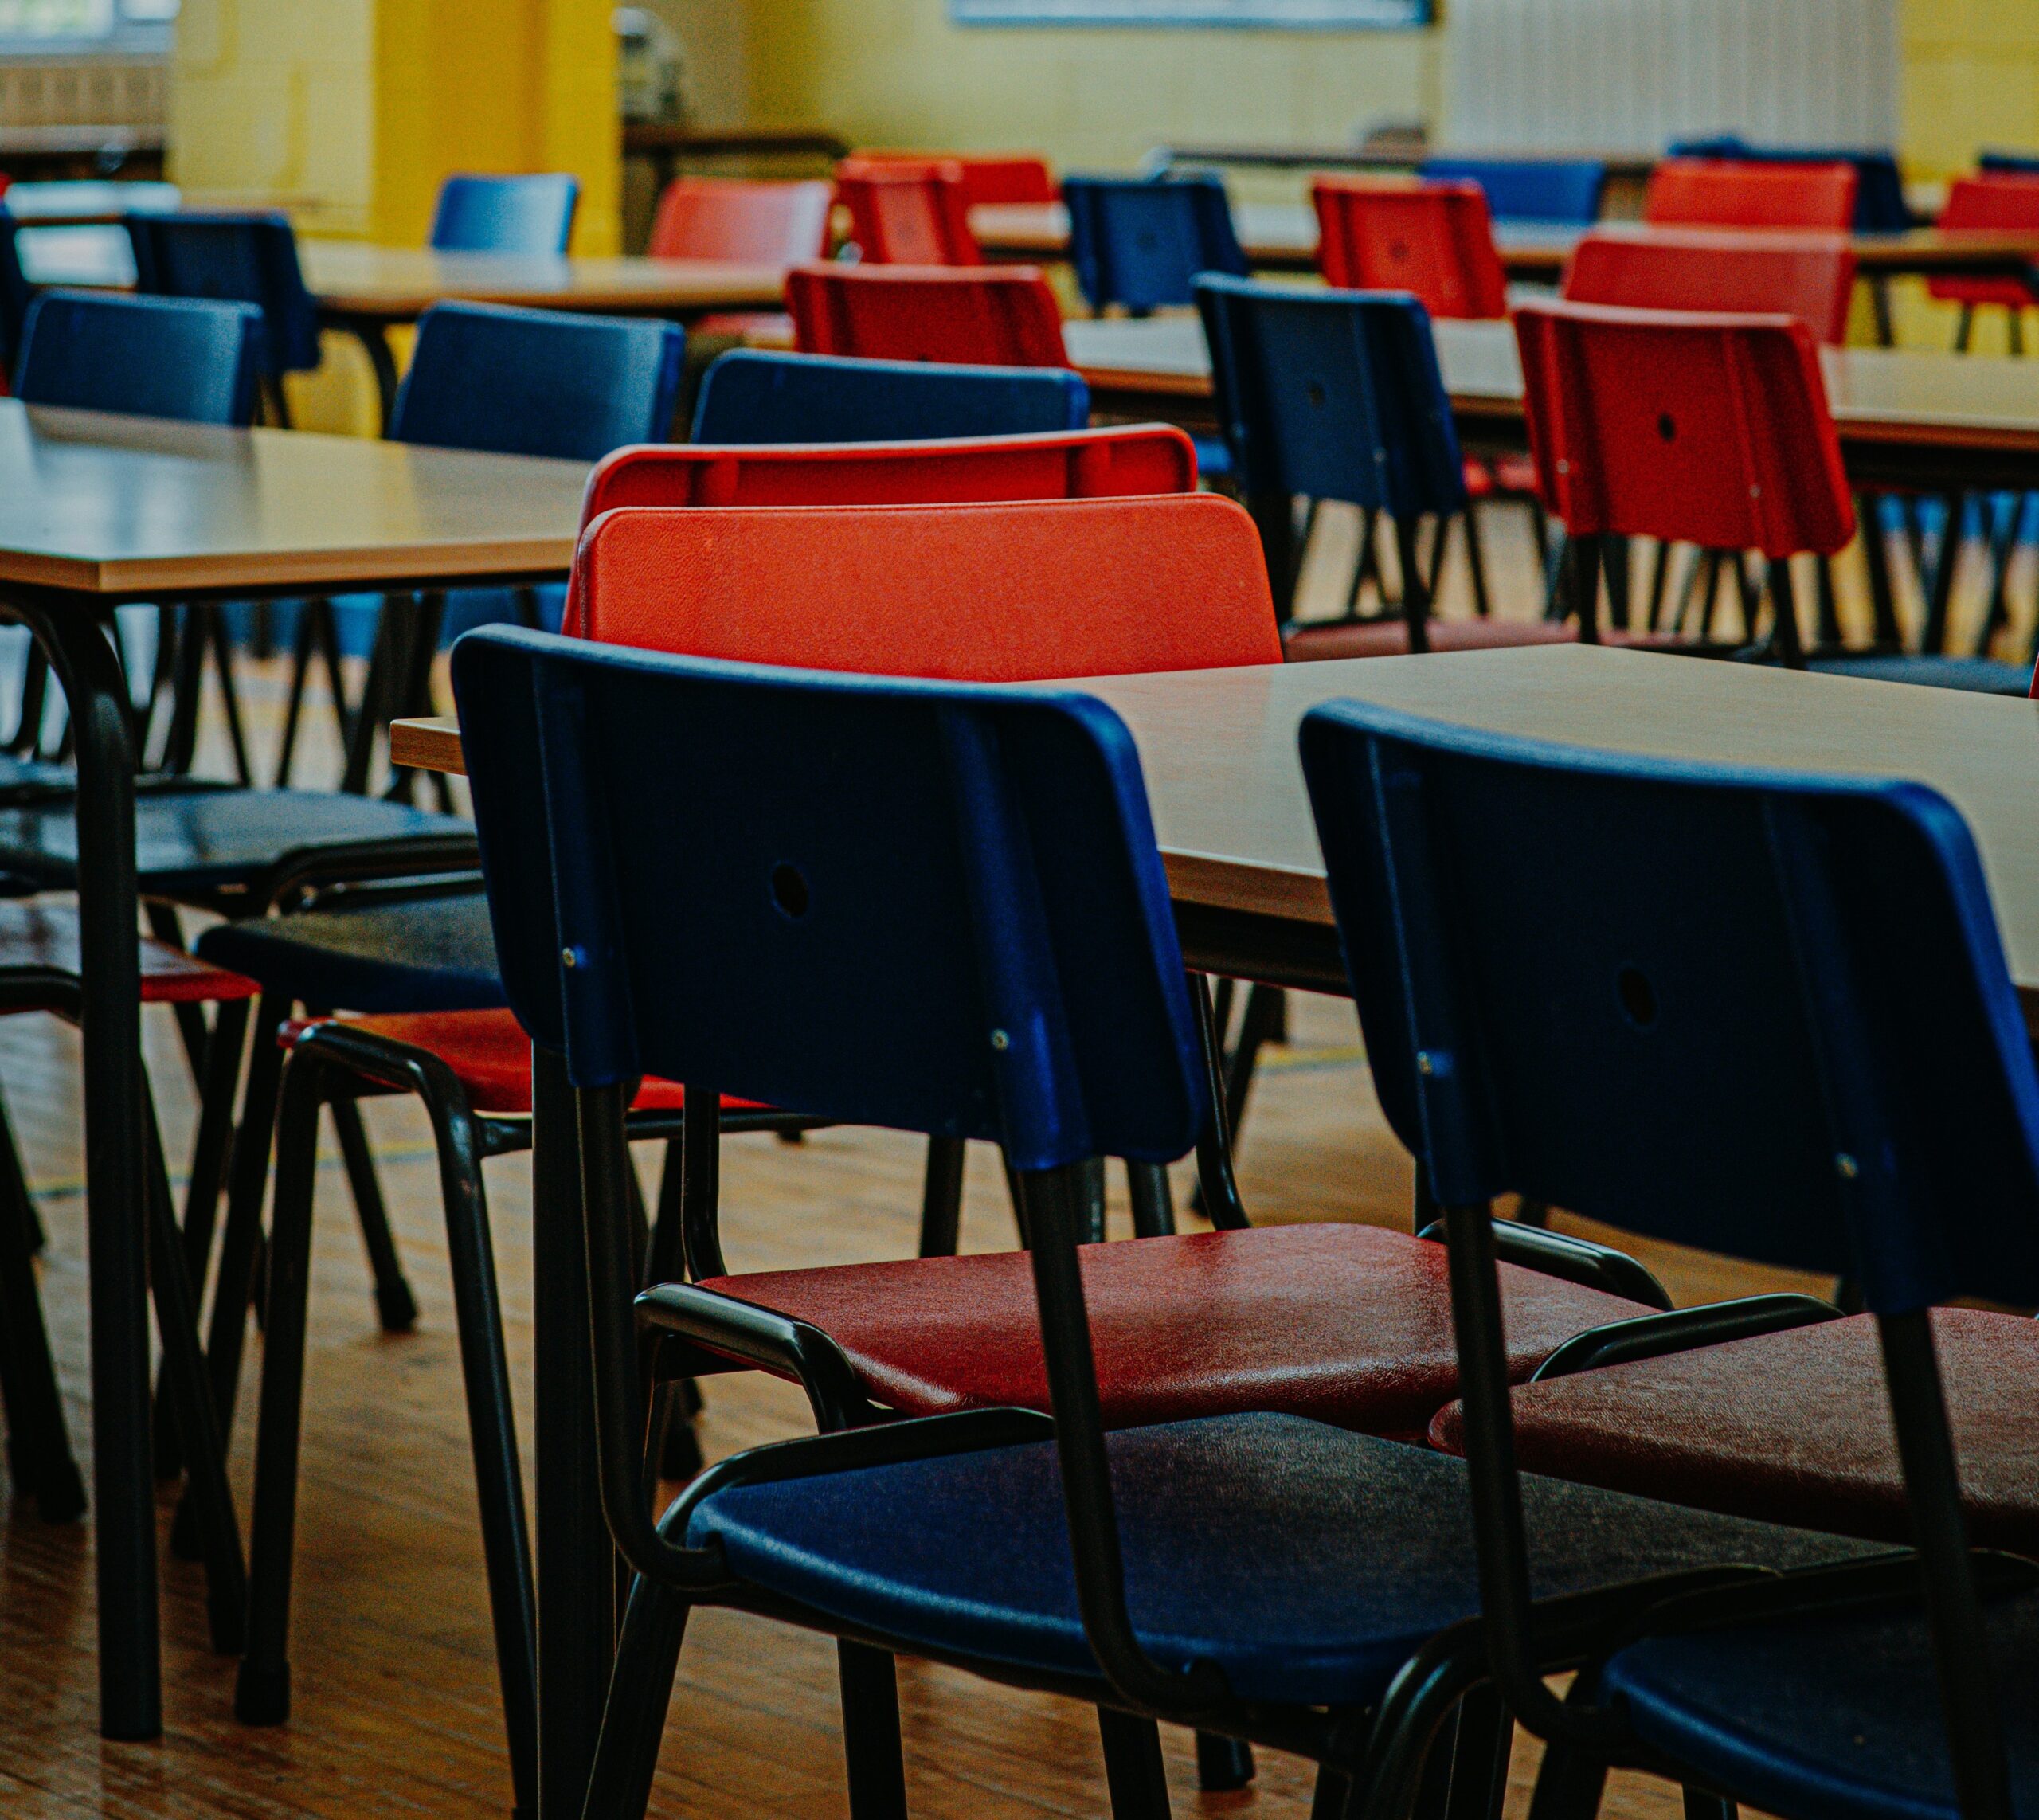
[1604,1591,2039,1820]
[1285,618,1578,662]
[1427,1310,2039,1559]
[690,1411,1875,1705]
[0,789,472,899]
[0,898,259,1008]
[1807,652,2035,695]
[196,887,503,1014]
[702,1222,1652,1436]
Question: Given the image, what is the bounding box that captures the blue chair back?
[1667,136,1914,232]
[1981,151,2039,177]
[429,174,580,254]
[14,291,263,425]
[1195,273,1467,519]
[450,625,1206,1170]
[0,213,29,373]
[390,300,684,461]
[1298,701,2039,1316]
[691,348,1089,442]
[1061,174,1249,314]
[1418,157,1607,225]
[125,211,323,374]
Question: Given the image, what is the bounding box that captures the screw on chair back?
[785,262,1067,366]
[850,151,1057,206]
[832,158,982,264]
[429,174,580,254]
[1310,178,1509,320]
[125,210,322,375]
[0,211,30,374]
[13,290,264,425]
[389,299,684,461]
[691,348,1088,441]
[1927,174,2039,313]
[1644,159,1860,231]
[647,178,832,264]
[1416,157,1607,225]
[1562,227,1858,346]
[1061,173,1248,314]
[1513,297,1854,560]
[565,493,1280,679]
[1668,138,1912,232]
[1297,699,2039,1814]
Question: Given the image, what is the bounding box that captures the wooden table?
[0,400,589,1752]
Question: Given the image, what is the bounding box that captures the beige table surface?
[0,400,591,596]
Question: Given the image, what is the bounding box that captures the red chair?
[1311,176,1509,319]
[1927,174,2039,349]
[1643,157,1858,230]
[1515,296,1853,659]
[1563,226,1858,346]
[648,178,833,263]
[849,150,1056,206]
[832,156,980,264]
[785,261,1066,365]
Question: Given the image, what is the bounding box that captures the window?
[0,0,176,49]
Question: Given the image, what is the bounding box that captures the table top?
[390,644,2039,1019]
[0,400,590,597]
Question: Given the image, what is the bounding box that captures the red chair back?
[1311,178,1509,319]
[1643,159,1858,230]
[851,151,1056,206]
[1513,297,1853,558]
[1928,175,2039,311]
[833,158,981,264]
[648,178,832,264]
[1562,227,1857,345]
[572,494,1282,679]
[785,263,1067,366]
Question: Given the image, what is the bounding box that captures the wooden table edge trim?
[391,715,468,776]
[68,541,577,597]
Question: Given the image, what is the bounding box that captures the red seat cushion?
[0,899,258,1009]
[1285,618,1578,661]
[702,1223,1650,1437]
[1427,1309,2039,1556]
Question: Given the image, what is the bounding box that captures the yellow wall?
[1902,0,2039,180]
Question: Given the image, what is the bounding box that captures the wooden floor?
[0,554,1857,1818]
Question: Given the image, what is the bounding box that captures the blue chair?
[1062,172,1249,315]
[691,346,1089,441]
[1418,157,1607,225]
[1667,136,1916,232]
[429,173,579,254]
[0,213,29,377]
[1301,701,2039,1820]
[14,291,263,426]
[436,623,1865,1820]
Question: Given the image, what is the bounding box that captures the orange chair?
[785,261,1066,366]
[648,178,833,263]
[1927,174,2039,350]
[849,151,1056,206]
[1643,158,1858,230]
[833,157,980,264]
[1563,226,1857,346]
[1311,176,1509,319]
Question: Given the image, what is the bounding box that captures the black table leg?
[329,315,401,433]
[532,1044,616,1820]
[13,590,156,1738]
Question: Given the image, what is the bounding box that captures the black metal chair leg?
[838,1640,909,1820]
[1098,1707,1171,1820]
[1221,981,1284,1154]
[1461,508,1494,619]
[582,1575,691,1820]
[918,1134,965,1257]
[0,1087,84,1521]
[204,605,255,786]
[1683,1792,1737,1820]
[1440,1686,1512,1820]
[1196,1730,1257,1791]
[1124,1159,1175,1238]
[327,1096,418,1332]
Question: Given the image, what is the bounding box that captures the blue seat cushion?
[196,887,502,1014]
[1192,436,1235,482]
[689,1411,1875,1706]
[1604,1590,2039,1820]
[0,789,472,898]
[1807,654,2034,696]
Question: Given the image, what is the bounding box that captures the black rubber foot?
[1196,1733,1256,1792]
[376,1277,419,1333]
[35,1457,86,1525]
[235,1660,290,1725]
[208,1590,246,1657]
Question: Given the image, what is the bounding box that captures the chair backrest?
[429,173,580,254]
[1061,174,1248,314]
[13,290,263,425]
[453,625,1206,1171]
[648,178,832,264]
[1981,151,2039,178]
[0,213,28,374]
[786,263,1067,366]
[1311,178,1509,321]
[850,151,1057,206]
[1195,273,1467,520]
[389,300,684,461]
[1297,702,2039,1309]
[1643,158,1859,231]
[691,348,1088,442]
[1513,296,1853,558]
[1667,138,1911,232]
[1417,157,1607,225]
[125,211,321,374]
[833,158,981,264]
[1927,174,2039,310]
[1562,227,1857,346]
